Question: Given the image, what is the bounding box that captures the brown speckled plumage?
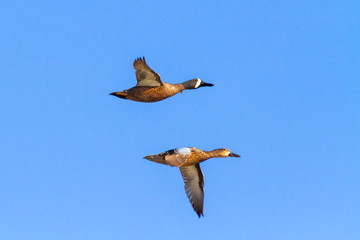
[119,83,185,102]
[143,147,240,217]
[110,57,213,103]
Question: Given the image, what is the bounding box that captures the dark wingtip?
[136,56,145,62]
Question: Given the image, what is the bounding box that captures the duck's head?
[210,148,241,158]
[182,78,214,89]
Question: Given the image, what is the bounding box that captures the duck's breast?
[180,149,210,167]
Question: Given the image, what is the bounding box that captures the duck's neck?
[164,83,185,93]
[180,80,195,90]
[176,83,186,90]
[206,150,225,158]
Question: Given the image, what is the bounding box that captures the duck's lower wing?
[179,164,204,218]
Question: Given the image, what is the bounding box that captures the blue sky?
[1,0,359,239]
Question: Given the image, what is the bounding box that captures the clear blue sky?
[1,1,359,239]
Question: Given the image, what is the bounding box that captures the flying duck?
[144,147,240,217]
[110,57,214,102]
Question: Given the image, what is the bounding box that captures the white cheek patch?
[194,79,202,88]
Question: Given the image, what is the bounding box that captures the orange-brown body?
[143,147,240,218]
[144,148,238,167]
[180,148,211,166]
[115,83,185,103]
[110,57,213,103]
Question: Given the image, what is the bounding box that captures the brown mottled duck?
[144,147,240,217]
[110,57,214,102]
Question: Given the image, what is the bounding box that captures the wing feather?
[164,148,191,167]
[133,57,163,86]
[179,164,204,217]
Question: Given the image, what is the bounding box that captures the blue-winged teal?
[144,147,240,217]
[110,57,214,102]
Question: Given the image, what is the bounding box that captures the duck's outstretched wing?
[179,163,204,218]
[133,57,163,87]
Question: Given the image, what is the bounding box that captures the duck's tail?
[143,155,167,165]
[109,91,127,99]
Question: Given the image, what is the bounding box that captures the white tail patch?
[194,79,202,88]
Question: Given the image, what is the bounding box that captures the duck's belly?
[126,86,180,102]
[181,152,210,167]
